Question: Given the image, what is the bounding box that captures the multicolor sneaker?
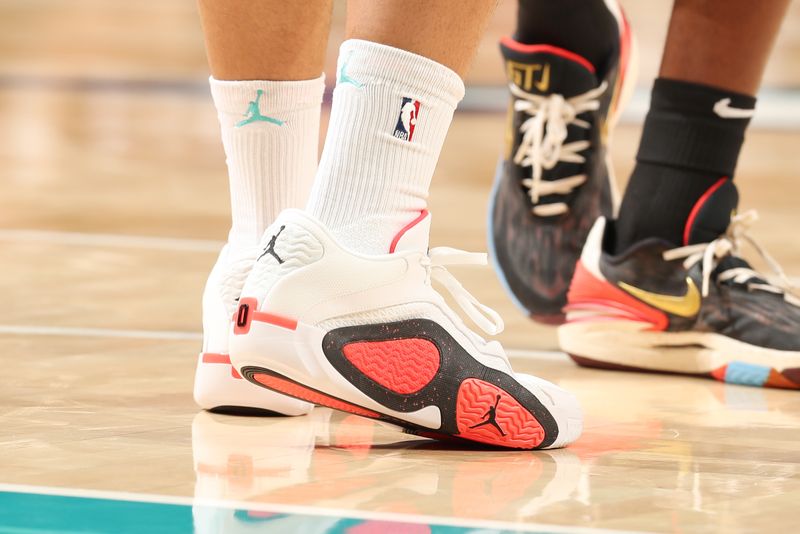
[489,0,636,324]
[228,209,583,449]
[193,245,313,416]
[559,179,800,389]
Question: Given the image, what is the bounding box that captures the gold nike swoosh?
[618,277,701,317]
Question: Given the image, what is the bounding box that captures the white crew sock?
[306,40,465,254]
[210,75,325,256]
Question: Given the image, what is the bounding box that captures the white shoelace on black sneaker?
[662,210,800,306]
[510,81,608,217]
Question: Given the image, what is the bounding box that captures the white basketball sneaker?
[194,245,313,416]
[228,209,583,449]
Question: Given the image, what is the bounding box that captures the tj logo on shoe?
[393,97,420,142]
[257,225,286,264]
[506,61,550,92]
[469,394,506,436]
[236,90,285,128]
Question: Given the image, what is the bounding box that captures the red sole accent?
[201,352,243,380]
[342,338,440,394]
[252,373,380,419]
[777,368,800,389]
[201,353,230,364]
[455,379,545,449]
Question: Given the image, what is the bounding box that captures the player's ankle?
[615,78,755,251]
[306,40,464,255]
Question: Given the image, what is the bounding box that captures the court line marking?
[2,73,799,130]
[0,229,223,252]
[0,325,202,341]
[4,229,799,289]
[0,323,564,360]
[0,482,645,534]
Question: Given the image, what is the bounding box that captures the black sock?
[615,78,756,251]
[515,0,619,74]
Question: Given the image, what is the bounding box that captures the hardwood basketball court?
[2,1,800,532]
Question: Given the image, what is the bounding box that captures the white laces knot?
[662,210,797,303]
[510,81,607,216]
[422,247,505,336]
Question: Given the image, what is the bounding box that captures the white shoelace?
[422,247,505,336]
[510,81,608,217]
[662,210,799,305]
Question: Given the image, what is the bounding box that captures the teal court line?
[0,485,637,534]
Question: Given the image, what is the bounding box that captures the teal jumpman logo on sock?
[236,89,285,127]
[338,54,363,88]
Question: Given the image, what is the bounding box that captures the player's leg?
[615,0,790,248]
[489,0,635,323]
[305,0,496,253]
[560,0,800,390]
[229,0,583,449]
[194,0,331,414]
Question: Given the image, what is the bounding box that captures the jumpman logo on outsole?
[338,53,363,88]
[236,90,285,127]
[257,225,286,264]
[469,394,506,436]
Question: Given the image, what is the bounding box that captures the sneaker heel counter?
[241,221,325,311]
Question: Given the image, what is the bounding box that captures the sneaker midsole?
[559,320,800,373]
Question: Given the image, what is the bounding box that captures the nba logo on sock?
[393,97,420,141]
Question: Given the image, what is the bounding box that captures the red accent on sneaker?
[683,177,728,246]
[233,297,256,335]
[252,372,380,419]
[611,8,633,115]
[499,36,596,74]
[233,297,297,334]
[565,261,669,330]
[614,6,633,109]
[342,338,441,394]
[201,353,231,364]
[389,209,429,253]
[455,378,545,448]
[711,365,728,382]
[766,369,800,389]
[231,367,243,379]
[253,310,297,330]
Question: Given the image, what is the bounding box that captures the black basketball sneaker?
[559,178,800,389]
[489,1,635,324]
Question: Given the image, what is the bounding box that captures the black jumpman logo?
[257,225,286,264]
[469,394,506,436]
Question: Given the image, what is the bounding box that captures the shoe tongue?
[500,38,598,97]
[684,178,739,245]
[390,210,431,254]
